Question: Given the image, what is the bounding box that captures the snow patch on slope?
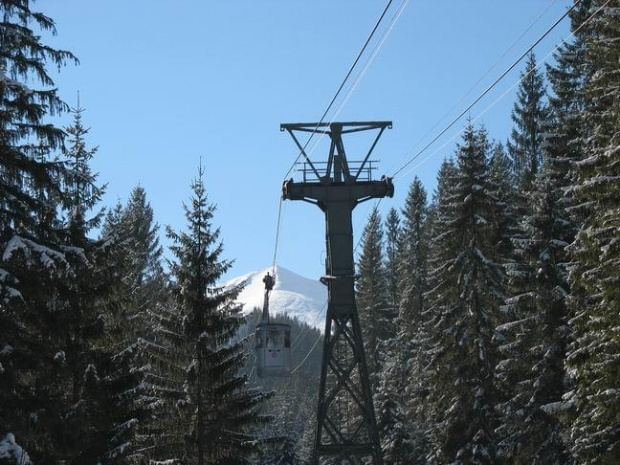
[225,266,326,330]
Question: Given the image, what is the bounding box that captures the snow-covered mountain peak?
[225,265,326,329]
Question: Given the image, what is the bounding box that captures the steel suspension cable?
[271,196,284,275]
[290,329,323,374]
[390,0,582,179]
[291,301,327,351]
[282,0,397,181]
[289,0,409,179]
[393,0,609,181]
[385,0,559,175]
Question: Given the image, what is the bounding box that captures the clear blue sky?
[43,0,573,281]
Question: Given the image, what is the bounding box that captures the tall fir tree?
[384,207,401,308]
[488,142,518,260]
[563,1,620,462]
[0,0,78,458]
[507,52,551,190]
[375,338,427,465]
[376,191,430,463]
[99,185,169,460]
[356,206,392,387]
[424,125,506,464]
[144,166,270,464]
[103,185,167,316]
[394,176,431,454]
[397,177,429,341]
[493,6,596,462]
[495,159,575,464]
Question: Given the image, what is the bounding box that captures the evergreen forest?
[1,1,619,464]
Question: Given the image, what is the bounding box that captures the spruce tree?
[101,185,167,357]
[41,102,144,463]
[391,176,431,457]
[495,163,575,464]
[564,1,620,462]
[375,337,427,465]
[507,52,550,190]
[424,125,506,463]
[144,166,270,464]
[53,103,109,462]
[0,0,77,457]
[384,207,401,308]
[488,142,518,259]
[98,186,169,461]
[397,177,428,340]
[372,185,431,463]
[494,10,593,462]
[356,206,392,386]
[106,185,167,313]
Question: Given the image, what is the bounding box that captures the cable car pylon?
[282,121,393,465]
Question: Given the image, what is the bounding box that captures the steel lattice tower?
[282,121,393,465]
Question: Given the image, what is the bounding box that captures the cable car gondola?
[255,272,291,377]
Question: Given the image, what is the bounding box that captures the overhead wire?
[245,320,261,380]
[291,0,610,374]
[394,0,609,181]
[317,0,411,133]
[282,0,397,181]
[271,196,284,276]
[390,0,582,180]
[263,0,589,382]
[291,328,323,374]
[385,0,559,175]
[283,0,410,183]
[351,0,554,257]
[260,0,612,383]
[283,0,410,267]
[291,301,327,352]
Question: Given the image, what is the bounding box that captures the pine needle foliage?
[145,166,270,464]
[563,1,620,462]
[507,53,551,190]
[0,0,78,458]
[425,125,506,464]
[356,206,392,386]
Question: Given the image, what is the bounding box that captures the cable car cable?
[393,0,609,182]
[290,330,323,374]
[283,0,408,183]
[390,0,582,180]
[282,0,398,181]
[264,0,606,382]
[291,301,327,352]
[352,1,580,255]
[314,0,410,137]
[271,196,284,274]
[384,0,559,176]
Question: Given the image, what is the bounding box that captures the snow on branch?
[2,235,68,270]
[0,433,32,465]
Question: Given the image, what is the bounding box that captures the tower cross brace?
[282,121,393,465]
